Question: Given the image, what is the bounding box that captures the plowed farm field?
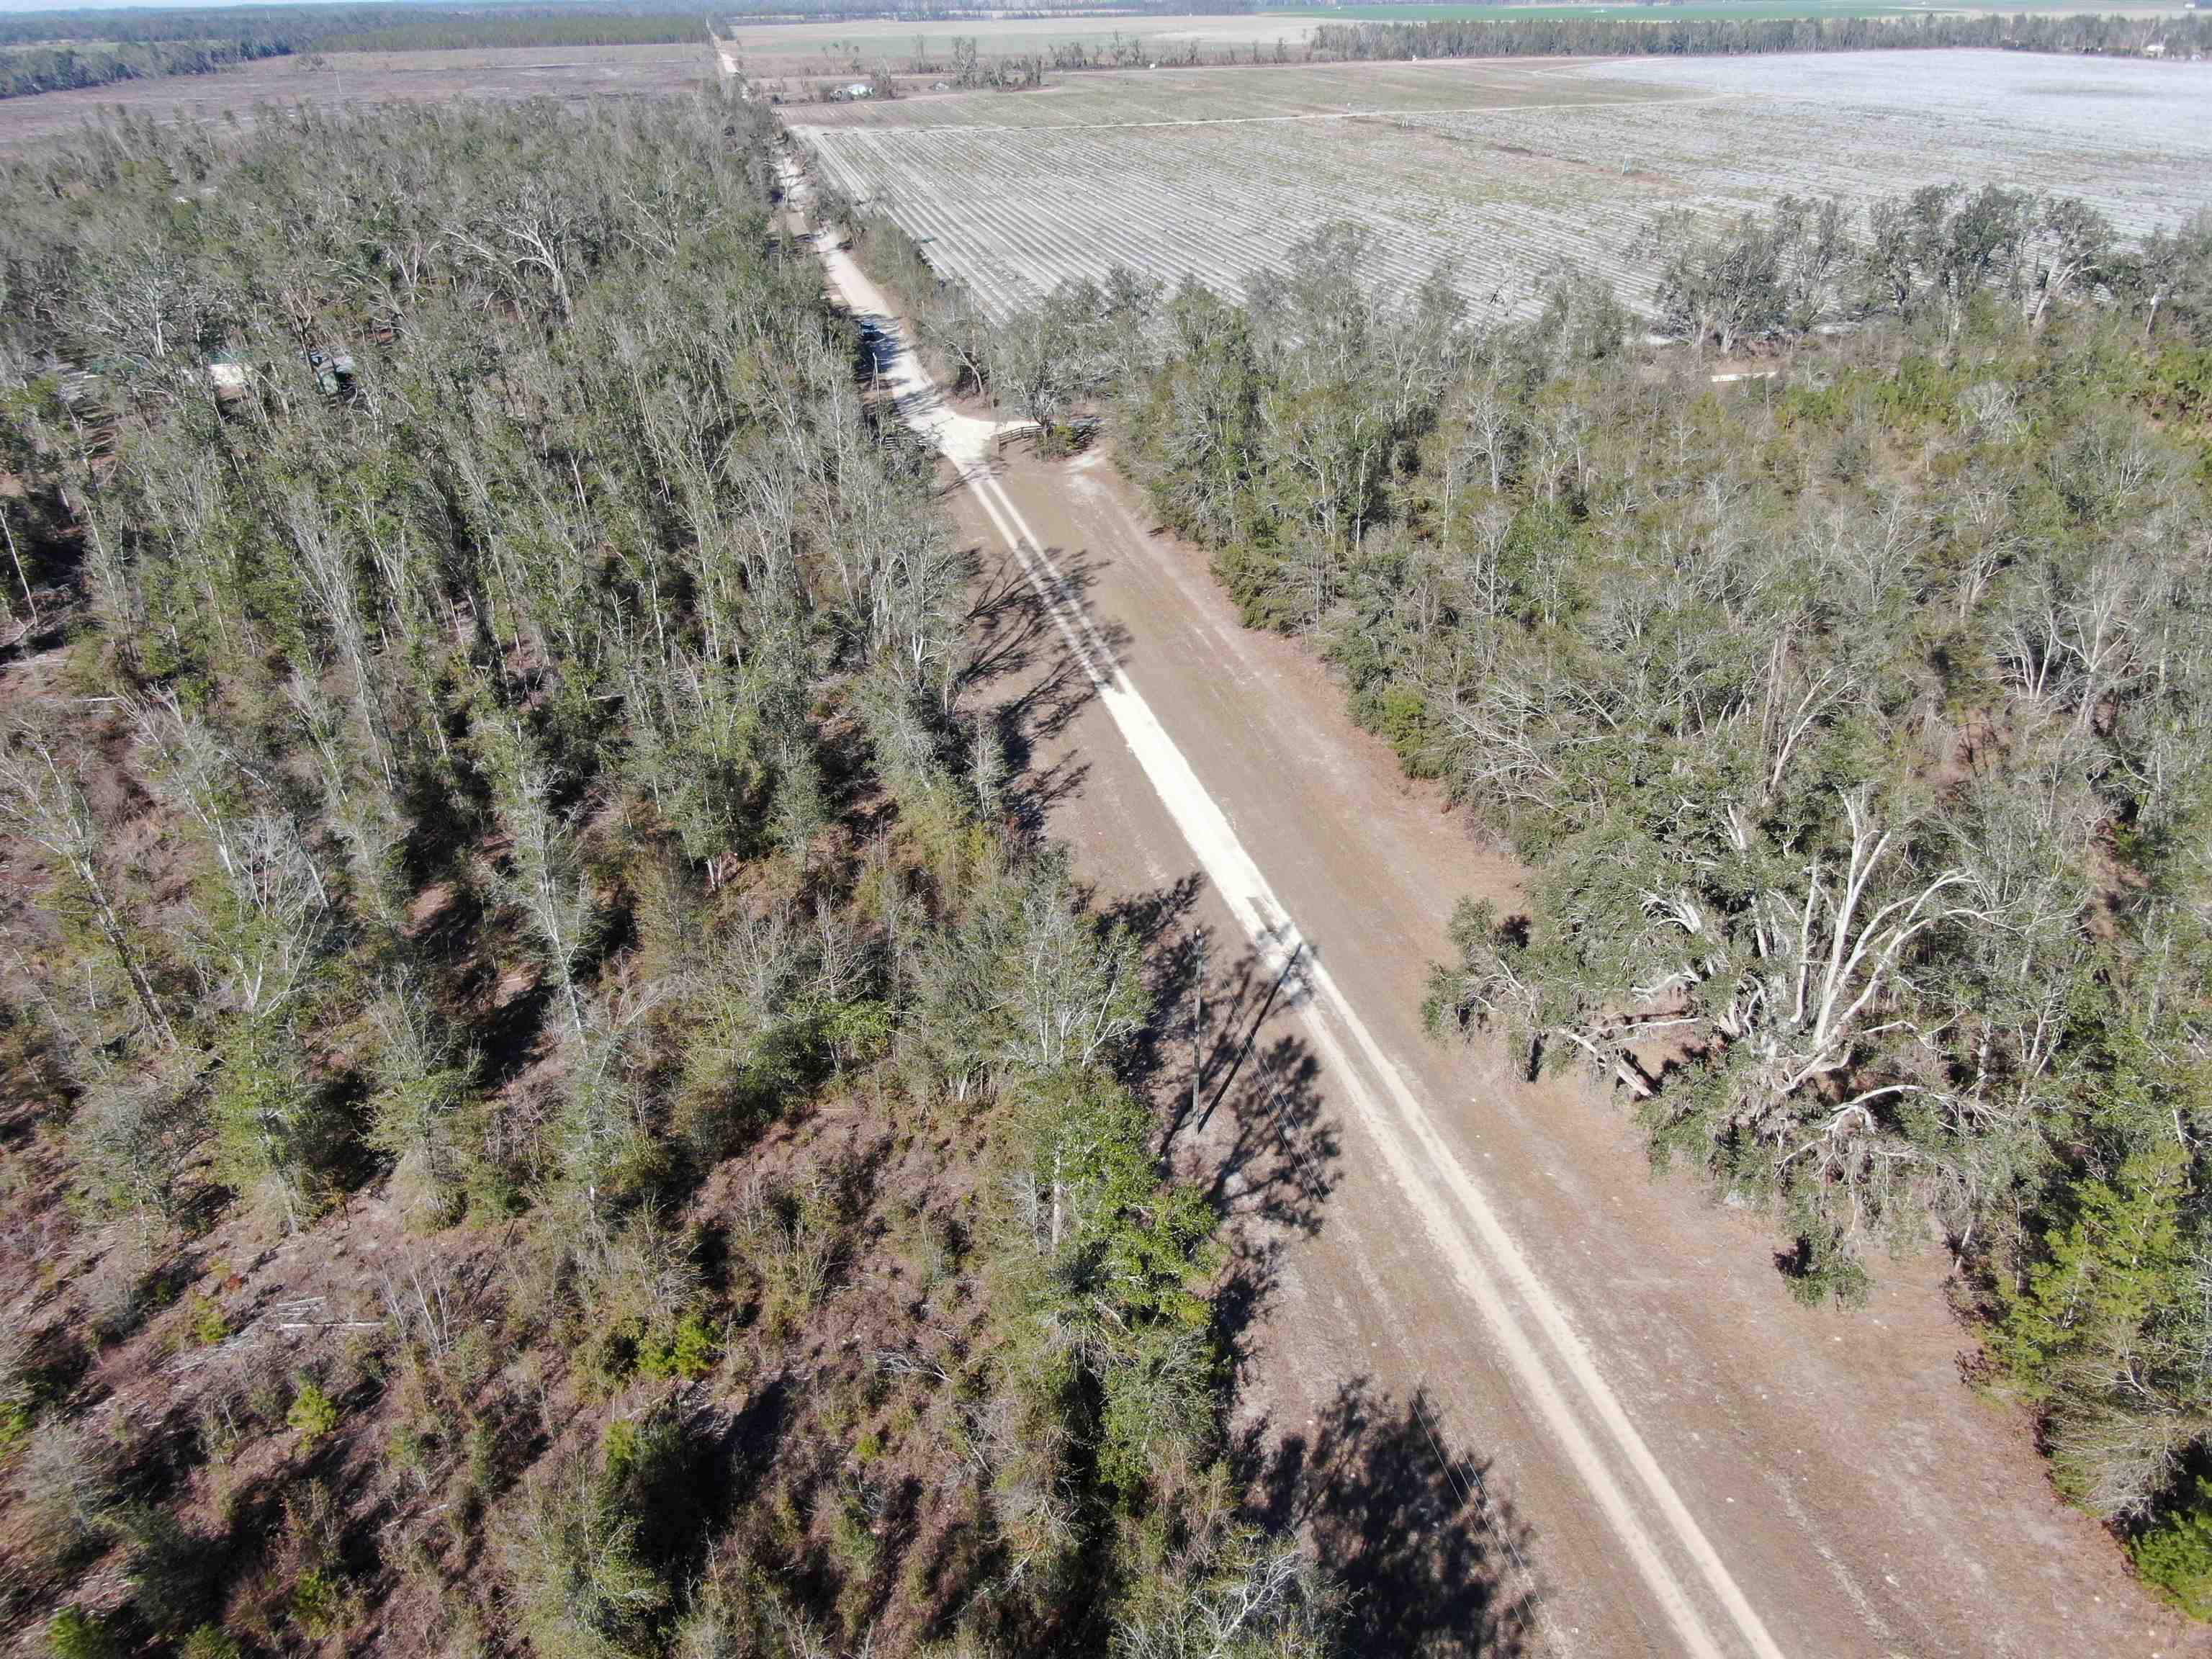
[789,50,2212,315]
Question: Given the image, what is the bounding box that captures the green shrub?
[0,1394,31,1460]
[2147,343,2212,419]
[183,1292,229,1348]
[635,1310,719,1384]
[2133,1480,2212,1621]
[829,1493,881,1581]
[287,1380,341,1450]
[44,1609,117,1659]
[505,1455,667,1659]
[211,1016,344,1231]
[1371,681,1434,770]
[387,1420,439,1489]
[291,1567,344,1638]
[181,1627,243,1659]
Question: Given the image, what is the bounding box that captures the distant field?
[791,49,2212,316]
[1257,0,2173,14]
[724,14,1356,78]
[788,58,1675,126]
[0,43,706,150]
[1260,3,1927,17]
[722,7,1938,78]
[725,0,2177,75]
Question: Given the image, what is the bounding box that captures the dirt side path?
[951,439,2187,1659]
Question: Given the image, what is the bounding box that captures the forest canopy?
[0,94,1354,1656]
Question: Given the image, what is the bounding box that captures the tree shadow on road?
[1150,926,1337,1239]
[1117,903,1340,1381]
[959,540,1129,843]
[1240,1377,1538,1659]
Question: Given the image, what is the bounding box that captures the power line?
[1411,1383,1571,1659]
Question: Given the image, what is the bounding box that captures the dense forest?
[0,94,1398,1658]
[0,40,282,104]
[0,4,704,50]
[920,195,2212,1612]
[1310,11,2212,62]
[307,13,707,53]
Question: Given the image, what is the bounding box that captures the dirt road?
[792,176,2187,1658]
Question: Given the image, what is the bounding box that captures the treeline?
[1035,26,1300,71]
[765,27,1248,99]
[0,96,1338,1657]
[1311,11,2212,62]
[0,6,345,48]
[718,1,1254,15]
[0,5,711,74]
[0,2,700,49]
[950,199,2212,1613]
[0,38,279,102]
[310,13,711,53]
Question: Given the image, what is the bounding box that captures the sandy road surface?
[785,166,2188,1658]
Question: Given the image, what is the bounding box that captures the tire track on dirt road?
[783,158,1788,1659]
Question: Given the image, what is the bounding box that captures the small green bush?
[291,1567,343,1637]
[44,1609,117,1659]
[829,1494,881,1580]
[505,1454,667,1659]
[181,1627,243,1659]
[183,1293,229,1348]
[635,1310,719,1383]
[0,1395,32,1460]
[287,1380,341,1450]
[2133,1480,2212,1621]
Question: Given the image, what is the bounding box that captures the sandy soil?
[792,49,2212,321]
[0,45,713,152]
[791,176,2194,1655]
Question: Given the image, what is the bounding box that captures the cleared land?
[784,57,1676,127]
[728,14,1328,79]
[725,0,2172,76]
[0,44,709,150]
[791,50,2212,315]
